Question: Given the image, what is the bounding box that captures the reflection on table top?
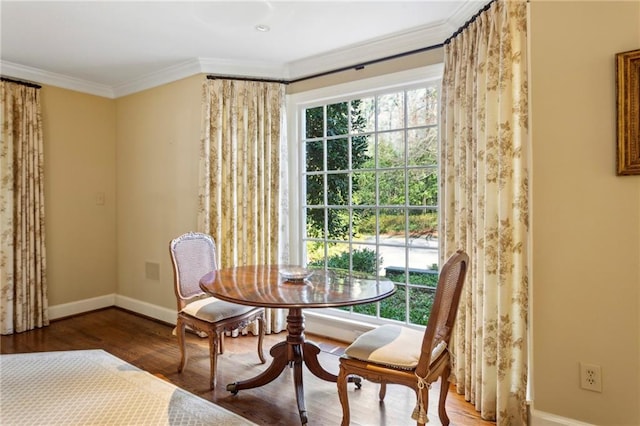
[199,264,396,309]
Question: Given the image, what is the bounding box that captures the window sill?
[303,310,378,344]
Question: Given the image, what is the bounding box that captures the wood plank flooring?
[0,307,495,426]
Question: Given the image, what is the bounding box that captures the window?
[291,67,442,327]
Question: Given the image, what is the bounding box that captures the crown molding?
[447,0,492,33]
[112,59,203,98]
[283,0,485,81]
[197,57,287,80]
[1,1,486,98]
[285,20,454,81]
[112,57,289,97]
[0,60,115,98]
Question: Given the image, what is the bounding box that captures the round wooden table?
[199,265,396,425]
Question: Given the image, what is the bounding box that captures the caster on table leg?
[226,383,239,395]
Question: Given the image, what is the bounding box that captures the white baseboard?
[49,296,368,342]
[530,409,595,426]
[48,294,116,319]
[47,294,176,326]
[115,295,176,325]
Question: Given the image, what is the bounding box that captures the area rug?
[0,349,255,425]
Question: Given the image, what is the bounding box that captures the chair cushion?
[344,324,446,370]
[181,297,258,323]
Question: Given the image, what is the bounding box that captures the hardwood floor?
[1,307,494,426]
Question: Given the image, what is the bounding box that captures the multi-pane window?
[300,82,440,326]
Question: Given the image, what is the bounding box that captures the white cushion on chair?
[182,297,256,323]
[344,324,447,369]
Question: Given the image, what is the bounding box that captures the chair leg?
[257,314,266,364]
[438,367,452,426]
[176,318,188,373]
[209,331,219,389]
[219,333,225,354]
[379,383,387,401]
[336,365,351,426]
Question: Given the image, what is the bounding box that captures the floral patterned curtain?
[198,78,288,334]
[0,80,48,335]
[440,1,529,423]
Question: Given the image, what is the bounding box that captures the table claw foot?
[226,383,239,395]
[348,375,362,389]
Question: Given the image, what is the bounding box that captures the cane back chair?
[169,232,266,389]
[337,249,469,425]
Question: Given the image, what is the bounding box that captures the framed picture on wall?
[616,49,640,175]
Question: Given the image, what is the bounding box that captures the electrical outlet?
[580,362,602,392]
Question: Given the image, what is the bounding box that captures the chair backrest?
[169,232,218,310]
[415,249,469,377]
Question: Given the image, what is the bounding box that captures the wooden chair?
[169,232,266,389]
[337,249,469,425]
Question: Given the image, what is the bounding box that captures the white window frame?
[286,64,443,341]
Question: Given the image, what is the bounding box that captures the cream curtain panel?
[440,1,529,424]
[0,80,48,335]
[198,78,288,335]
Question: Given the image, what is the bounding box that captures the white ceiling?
[0,1,484,98]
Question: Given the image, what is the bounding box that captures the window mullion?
[404,88,411,324]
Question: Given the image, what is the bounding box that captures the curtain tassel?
[411,373,431,423]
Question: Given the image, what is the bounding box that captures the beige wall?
[530,1,640,424]
[115,75,203,309]
[41,86,117,305]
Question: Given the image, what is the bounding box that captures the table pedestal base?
[226,308,361,425]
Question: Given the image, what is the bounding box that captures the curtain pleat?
[199,79,287,334]
[440,1,529,424]
[0,81,48,335]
